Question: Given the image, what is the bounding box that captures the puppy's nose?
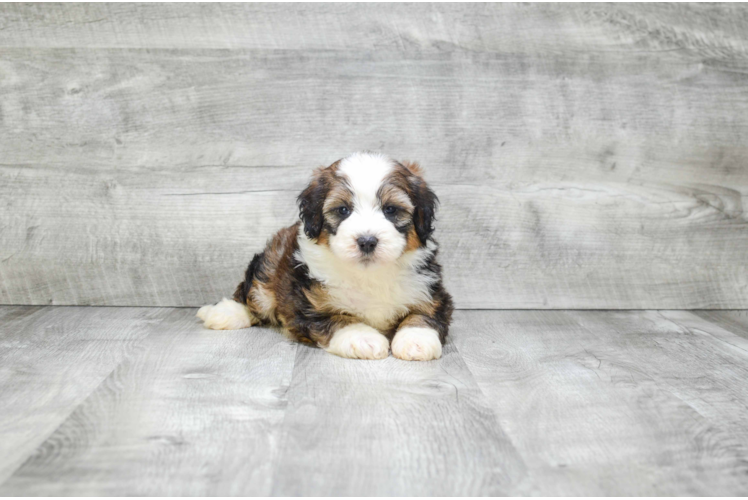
[357,235,378,254]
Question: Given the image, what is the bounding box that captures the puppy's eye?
[337,206,351,216]
[383,205,398,215]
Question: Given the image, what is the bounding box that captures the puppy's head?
[298,152,438,265]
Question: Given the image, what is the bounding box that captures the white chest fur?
[296,233,438,331]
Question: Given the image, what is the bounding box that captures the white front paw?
[391,327,442,361]
[325,323,390,360]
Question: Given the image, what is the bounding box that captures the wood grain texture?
[0,308,298,496]
[1,3,747,53]
[2,307,748,494]
[451,309,748,495]
[0,306,164,484]
[1,3,747,308]
[270,339,525,496]
[656,310,748,454]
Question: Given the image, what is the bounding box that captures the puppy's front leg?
[295,315,389,360]
[391,314,443,361]
[324,323,390,360]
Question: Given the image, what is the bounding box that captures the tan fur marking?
[250,282,278,324]
[401,160,424,176]
[404,227,421,252]
[378,184,414,213]
[316,230,329,246]
[412,300,437,318]
[303,283,339,315]
[323,184,354,213]
[398,314,433,330]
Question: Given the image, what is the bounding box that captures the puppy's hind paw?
[197,298,253,330]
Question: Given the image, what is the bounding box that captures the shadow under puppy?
[197,152,453,361]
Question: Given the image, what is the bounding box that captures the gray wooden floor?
[1,307,747,495]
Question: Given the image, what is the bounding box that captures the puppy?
[197,152,453,361]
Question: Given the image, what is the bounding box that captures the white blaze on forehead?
[337,152,394,211]
[328,152,406,266]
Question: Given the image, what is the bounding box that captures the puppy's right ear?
[297,168,328,239]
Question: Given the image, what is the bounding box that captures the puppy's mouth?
[357,253,377,266]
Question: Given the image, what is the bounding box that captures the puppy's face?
[298,152,438,266]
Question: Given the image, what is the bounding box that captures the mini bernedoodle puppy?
[197,152,453,361]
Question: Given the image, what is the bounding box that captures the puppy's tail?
[197,297,255,330]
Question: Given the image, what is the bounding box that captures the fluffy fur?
[197,152,453,361]
[391,327,442,361]
[197,297,253,330]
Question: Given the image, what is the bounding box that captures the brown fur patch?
[379,161,438,247]
[404,226,421,252]
[377,183,414,213]
[322,182,354,214]
[401,160,424,176]
[398,314,434,330]
[316,230,329,246]
[310,315,361,348]
[298,160,354,244]
[233,223,299,325]
[249,282,279,325]
[409,298,437,318]
[303,283,340,315]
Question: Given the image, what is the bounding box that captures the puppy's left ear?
[404,162,439,245]
[297,168,328,239]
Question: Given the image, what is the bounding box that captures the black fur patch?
[414,247,453,342]
[411,177,439,244]
[233,251,267,305]
[297,165,353,240]
[322,206,351,236]
[422,281,453,343]
[297,179,329,239]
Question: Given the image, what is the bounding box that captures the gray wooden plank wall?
[1,3,747,308]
